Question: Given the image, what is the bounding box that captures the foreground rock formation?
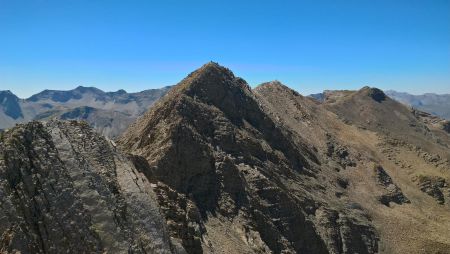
[1,62,449,253]
[0,121,175,253]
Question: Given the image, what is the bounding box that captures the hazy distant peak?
[385,90,450,119]
[27,89,82,102]
[73,85,104,93]
[0,90,15,95]
[0,90,22,119]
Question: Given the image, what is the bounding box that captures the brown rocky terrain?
[0,120,179,253]
[256,82,450,253]
[119,63,449,253]
[119,63,382,254]
[1,62,449,253]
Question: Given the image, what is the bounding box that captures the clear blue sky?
[1,0,449,98]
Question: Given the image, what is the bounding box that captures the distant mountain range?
[384,90,450,120]
[0,86,171,137]
[309,90,450,120]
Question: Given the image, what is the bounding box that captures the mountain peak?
[186,62,235,85]
[255,80,290,90]
[255,80,301,97]
[118,64,385,253]
[163,62,251,106]
[0,90,22,119]
[73,86,104,94]
[358,86,386,102]
[199,61,222,70]
[0,90,14,95]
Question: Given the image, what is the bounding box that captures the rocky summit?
[1,62,450,254]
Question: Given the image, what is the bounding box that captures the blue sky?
[0,0,449,98]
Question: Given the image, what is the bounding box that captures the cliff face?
[0,120,176,253]
[119,63,379,254]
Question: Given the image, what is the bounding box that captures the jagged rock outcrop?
[443,121,450,133]
[325,134,356,169]
[119,62,379,254]
[365,87,386,103]
[0,120,176,253]
[372,165,410,206]
[414,175,447,205]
